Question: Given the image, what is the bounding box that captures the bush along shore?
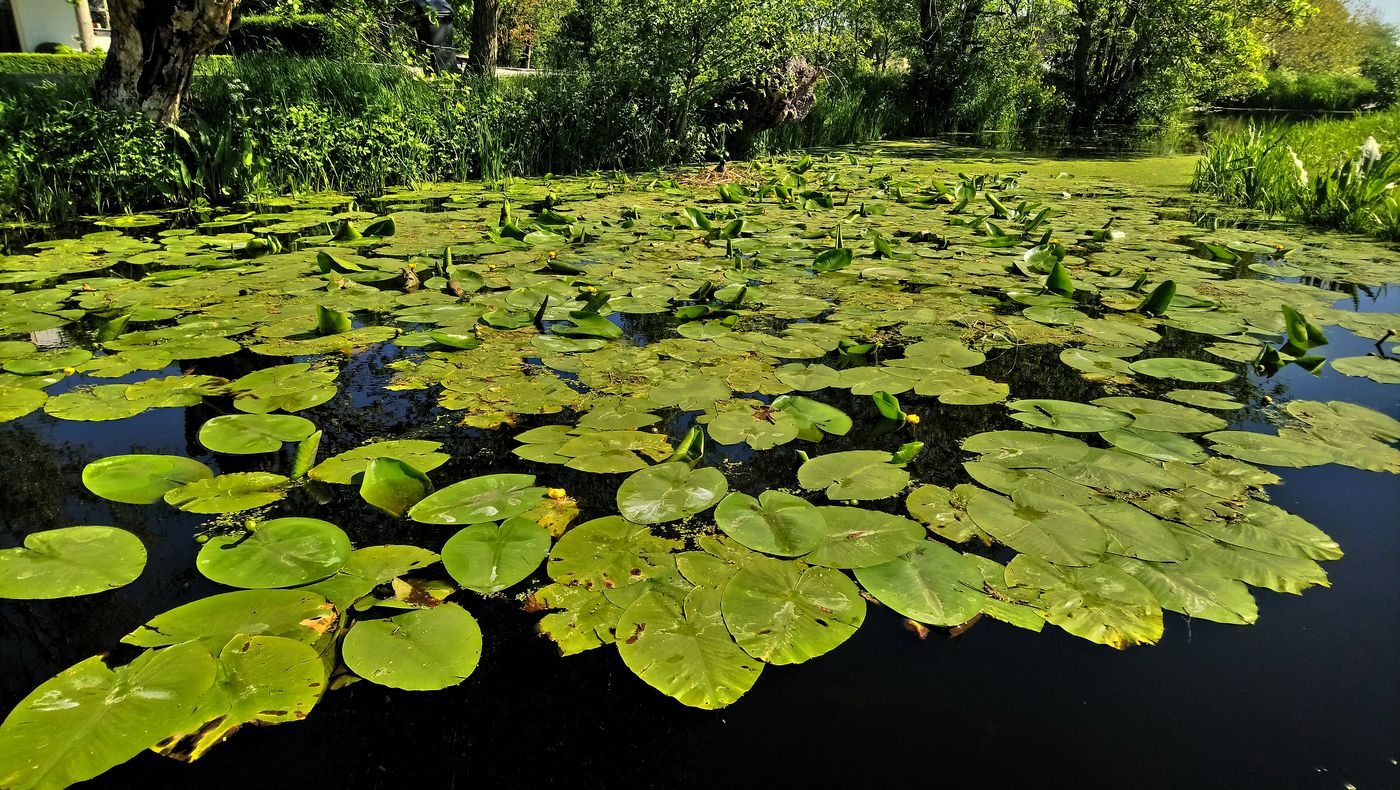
[1192,107,1400,242]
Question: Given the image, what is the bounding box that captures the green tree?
[1051,0,1313,126]
[1266,0,1374,73]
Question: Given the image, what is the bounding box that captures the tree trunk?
[94,0,241,125]
[74,1,96,53]
[467,0,498,76]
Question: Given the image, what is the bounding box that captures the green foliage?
[1233,69,1379,111]
[0,53,106,75]
[1192,107,1400,240]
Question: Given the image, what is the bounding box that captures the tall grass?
[1191,107,1400,240]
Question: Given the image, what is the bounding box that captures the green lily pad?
[797,450,910,501]
[197,517,352,589]
[854,541,985,627]
[714,490,826,556]
[0,642,217,790]
[0,526,146,599]
[308,439,450,485]
[342,603,483,691]
[721,554,865,663]
[616,463,728,524]
[964,487,1107,567]
[82,454,213,504]
[1329,355,1400,384]
[804,506,926,568]
[1128,357,1235,383]
[198,414,318,455]
[1205,431,1335,467]
[163,472,291,514]
[123,589,337,650]
[441,516,552,594]
[409,474,547,525]
[158,634,328,761]
[1007,400,1134,433]
[616,589,762,709]
[1004,555,1163,649]
[547,516,683,590]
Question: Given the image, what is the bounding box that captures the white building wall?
[11,0,82,52]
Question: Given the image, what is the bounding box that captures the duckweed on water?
[0,143,1398,787]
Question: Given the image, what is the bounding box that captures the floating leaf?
[964,487,1106,567]
[409,474,547,525]
[547,516,683,590]
[441,517,551,594]
[0,642,217,790]
[721,554,865,663]
[797,450,910,501]
[804,506,925,568]
[616,590,762,709]
[163,472,290,514]
[342,604,482,691]
[616,463,728,525]
[714,490,826,557]
[1004,555,1162,648]
[197,518,352,589]
[309,439,449,485]
[82,454,213,504]
[1128,357,1235,383]
[854,542,984,627]
[124,589,336,650]
[1007,400,1134,433]
[198,414,317,455]
[0,527,146,599]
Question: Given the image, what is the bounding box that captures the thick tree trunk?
[94,0,241,125]
[467,0,498,76]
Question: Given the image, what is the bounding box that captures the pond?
[0,141,1396,789]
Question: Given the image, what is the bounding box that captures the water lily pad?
[360,457,434,517]
[1004,555,1162,648]
[964,487,1107,567]
[1205,431,1334,467]
[962,430,1090,468]
[0,386,46,422]
[707,408,801,450]
[1128,357,1235,383]
[198,414,317,455]
[616,463,728,524]
[616,589,762,709]
[1007,399,1134,433]
[441,517,551,594]
[309,439,449,484]
[1105,555,1257,625]
[163,472,291,514]
[1329,355,1400,384]
[409,473,547,525]
[714,490,826,556]
[124,589,337,650]
[197,517,352,589]
[1089,396,1226,433]
[156,634,328,762]
[1100,427,1208,463]
[721,554,865,663]
[547,516,683,590]
[797,450,910,500]
[804,506,925,568]
[0,642,218,790]
[0,526,146,599]
[342,603,482,690]
[854,542,984,626]
[82,454,213,504]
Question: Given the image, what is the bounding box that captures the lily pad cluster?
[1,145,1397,786]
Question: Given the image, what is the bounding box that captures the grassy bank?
[1191,107,1400,241]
